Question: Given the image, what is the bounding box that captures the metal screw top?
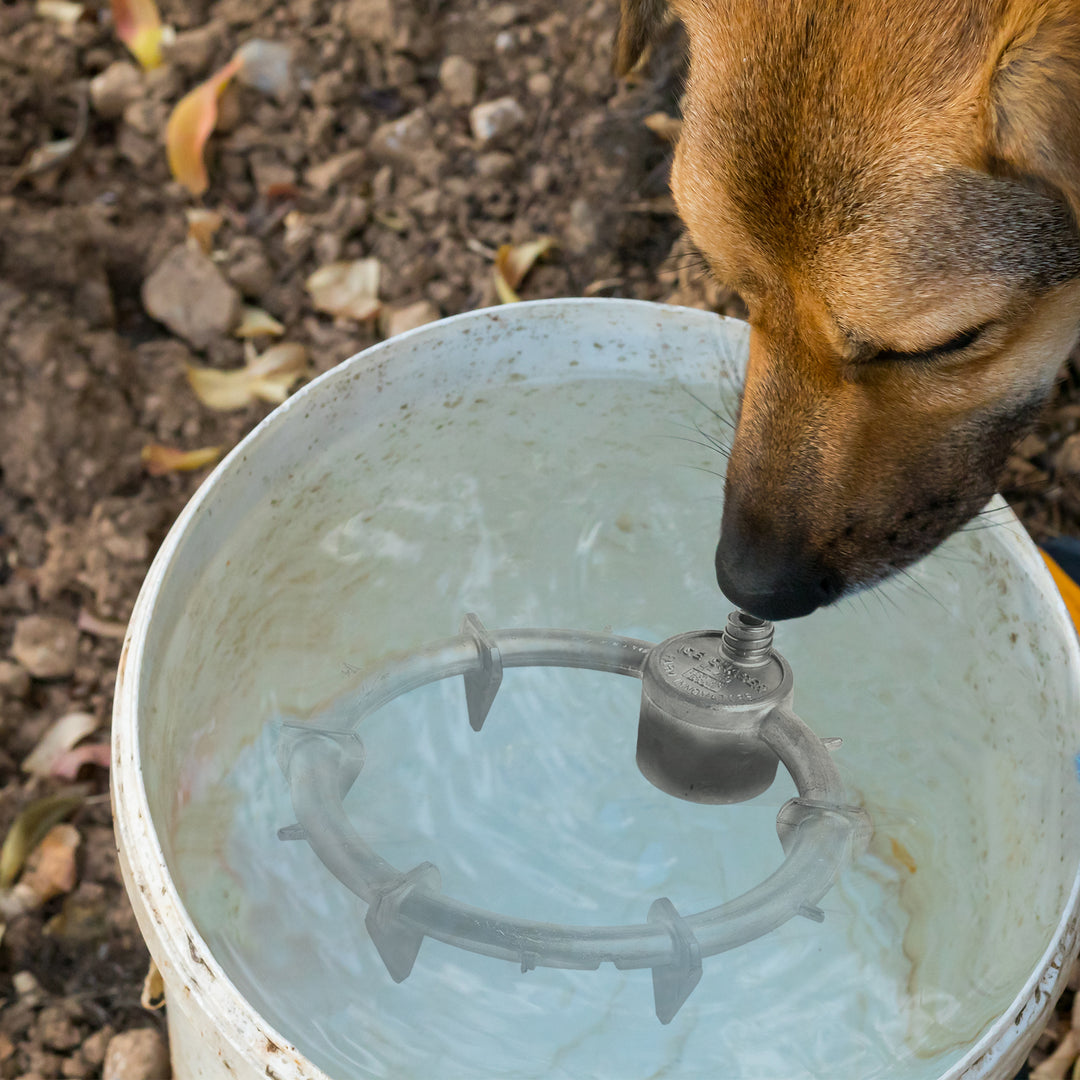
[720,611,774,667]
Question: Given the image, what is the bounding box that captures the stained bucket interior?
[125,299,1080,1080]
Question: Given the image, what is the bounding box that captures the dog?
[615,0,1080,620]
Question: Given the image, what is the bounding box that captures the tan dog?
[616,0,1080,619]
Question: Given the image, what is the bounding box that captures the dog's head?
[618,0,1080,619]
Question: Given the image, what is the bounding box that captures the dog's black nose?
[714,521,842,621]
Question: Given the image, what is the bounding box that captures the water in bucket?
[154,358,1080,1080]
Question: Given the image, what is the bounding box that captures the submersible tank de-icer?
[277,609,872,1024]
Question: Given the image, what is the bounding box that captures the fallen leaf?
[186,342,307,410]
[111,0,164,70]
[165,54,243,196]
[141,443,222,476]
[0,791,86,889]
[306,259,381,321]
[235,306,285,338]
[493,237,554,303]
[234,39,292,98]
[14,91,88,182]
[51,743,112,780]
[185,208,223,254]
[36,0,86,25]
[643,111,682,142]
[77,609,128,640]
[1033,1030,1080,1080]
[373,210,408,233]
[18,824,80,906]
[141,958,166,1009]
[23,712,98,777]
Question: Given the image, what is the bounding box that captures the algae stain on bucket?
[114,300,1080,1080]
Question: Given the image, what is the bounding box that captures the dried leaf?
[0,792,85,889]
[51,743,111,780]
[234,39,292,98]
[186,342,307,410]
[235,306,285,337]
[141,443,222,476]
[493,237,554,303]
[77,609,127,640]
[19,824,80,906]
[373,210,408,233]
[186,208,223,254]
[1033,1030,1080,1080]
[15,91,88,182]
[165,54,243,196]
[141,958,166,1009]
[23,712,98,777]
[306,259,381,321]
[36,0,86,26]
[111,0,164,70]
[1043,551,1080,633]
[643,111,682,142]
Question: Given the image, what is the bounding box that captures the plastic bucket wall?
[113,298,1080,1080]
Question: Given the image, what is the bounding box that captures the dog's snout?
[714,516,842,621]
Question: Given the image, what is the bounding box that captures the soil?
[0,0,1078,1077]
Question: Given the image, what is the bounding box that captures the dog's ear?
[989,8,1080,224]
[614,0,667,76]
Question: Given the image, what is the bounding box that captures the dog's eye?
[872,324,986,365]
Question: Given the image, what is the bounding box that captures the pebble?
[475,151,516,179]
[382,300,441,338]
[162,23,221,74]
[81,1027,114,1068]
[439,55,478,108]
[340,0,395,43]
[141,244,242,349]
[13,971,43,999]
[10,616,80,680]
[1057,432,1080,477]
[469,96,526,145]
[102,1029,170,1080]
[0,658,31,698]
[224,237,275,299]
[526,71,553,98]
[89,62,142,119]
[370,109,433,164]
[305,149,366,192]
[36,1006,82,1053]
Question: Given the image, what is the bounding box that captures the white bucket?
[113,298,1080,1080]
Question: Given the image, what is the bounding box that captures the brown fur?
[616,0,1080,616]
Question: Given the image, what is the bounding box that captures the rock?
[102,1029,170,1080]
[163,22,222,74]
[81,1027,115,1068]
[248,152,296,193]
[565,196,599,254]
[10,616,80,680]
[469,96,526,146]
[142,244,242,348]
[12,970,42,999]
[0,660,31,698]
[339,0,394,42]
[526,71,553,98]
[36,1006,82,1053]
[370,108,432,165]
[1057,432,1080,477]
[305,149,366,192]
[475,151,516,179]
[89,62,142,119]
[439,55,478,108]
[382,300,440,338]
[224,237,275,298]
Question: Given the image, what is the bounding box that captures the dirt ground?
[1,0,1079,1076]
